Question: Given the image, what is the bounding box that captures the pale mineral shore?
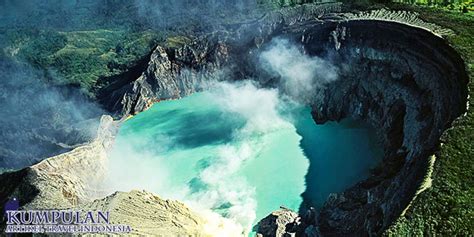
[0,116,208,236]
[0,115,301,236]
[0,3,469,237]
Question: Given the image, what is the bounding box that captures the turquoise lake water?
[108,87,382,234]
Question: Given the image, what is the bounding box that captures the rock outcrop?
[256,207,323,237]
[255,208,299,237]
[81,190,205,236]
[341,8,454,37]
[0,115,117,216]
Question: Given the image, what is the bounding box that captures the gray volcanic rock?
[341,8,454,37]
[256,208,299,237]
[96,4,468,236]
[256,208,323,237]
[81,190,205,236]
[118,43,229,115]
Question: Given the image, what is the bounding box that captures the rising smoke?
[189,81,292,232]
[105,80,298,235]
[0,59,103,170]
[259,38,339,102]
[104,38,339,235]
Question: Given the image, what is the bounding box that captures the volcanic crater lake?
[108,89,382,233]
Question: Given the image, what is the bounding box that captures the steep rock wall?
[298,20,468,236]
[96,8,468,235]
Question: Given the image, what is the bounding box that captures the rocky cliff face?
[97,6,467,236]
[0,4,468,236]
[304,20,467,236]
[97,3,344,116]
[112,42,229,115]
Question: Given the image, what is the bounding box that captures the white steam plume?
[105,38,337,235]
[259,38,339,102]
[105,80,294,236]
[187,81,294,233]
[211,81,287,134]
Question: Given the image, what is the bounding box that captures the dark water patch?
[293,107,383,211]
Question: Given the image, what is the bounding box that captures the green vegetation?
[393,0,473,12]
[0,4,271,97]
[2,28,163,95]
[382,4,474,236]
[164,36,193,49]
